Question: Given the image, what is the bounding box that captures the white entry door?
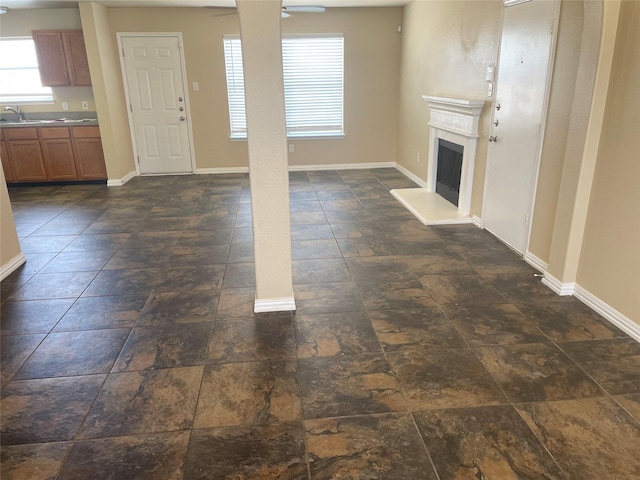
[482,0,559,253]
[120,35,194,175]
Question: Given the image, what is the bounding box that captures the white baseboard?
[472,215,483,228]
[524,251,549,273]
[107,170,137,186]
[289,162,395,172]
[196,167,249,175]
[0,253,26,281]
[574,284,640,343]
[254,296,296,313]
[541,272,575,296]
[394,163,428,188]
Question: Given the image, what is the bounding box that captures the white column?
[236,0,295,313]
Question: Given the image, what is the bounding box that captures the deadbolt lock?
[496,103,501,110]
[494,119,499,127]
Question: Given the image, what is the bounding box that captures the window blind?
[0,38,53,104]
[223,34,344,139]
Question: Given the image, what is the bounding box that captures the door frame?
[117,32,197,176]
[481,0,560,255]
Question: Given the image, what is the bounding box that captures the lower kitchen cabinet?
[1,125,106,183]
[4,128,48,182]
[72,127,107,179]
[40,127,78,180]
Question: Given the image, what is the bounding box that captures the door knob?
[496,103,501,110]
[489,135,498,142]
[180,116,186,121]
[178,97,183,102]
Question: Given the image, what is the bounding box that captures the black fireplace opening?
[436,139,464,207]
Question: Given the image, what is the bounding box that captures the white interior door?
[121,35,194,175]
[482,0,559,253]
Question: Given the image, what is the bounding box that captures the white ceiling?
[0,0,412,10]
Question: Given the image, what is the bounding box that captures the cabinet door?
[41,138,77,180]
[1,140,15,182]
[32,31,70,86]
[73,137,107,180]
[7,140,48,182]
[64,31,91,86]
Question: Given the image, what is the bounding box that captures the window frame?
[0,36,54,105]
[223,33,345,140]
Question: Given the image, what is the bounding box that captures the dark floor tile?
[401,250,476,276]
[291,223,334,241]
[357,283,438,311]
[207,314,295,363]
[103,248,174,270]
[516,299,628,342]
[297,353,405,419]
[489,273,562,303]
[10,272,97,301]
[1,442,70,480]
[31,220,93,237]
[63,233,130,252]
[294,283,364,314]
[194,360,300,428]
[294,311,381,358]
[1,375,105,445]
[346,256,417,285]
[419,274,506,307]
[615,393,640,422]
[54,295,146,331]
[329,221,385,239]
[82,268,161,297]
[560,338,640,395]
[305,413,436,480]
[78,366,203,439]
[216,287,256,318]
[177,228,233,247]
[517,397,640,479]
[114,322,211,372]
[1,334,45,382]
[386,235,448,255]
[170,244,230,265]
[336,235,395,257]
[59,431,190,480]
[388,349,507,410]
[414,406,565,480]
[445,304,549,346]
[1,270,33,300]
[1,299,74,334]
[292,258,352,285]
[369,308,466,352]
[184,423,307,480]
[474,343,604,402]
[226,241,254,263]
[154,264,226,293]
[292,239,341,260]
[18,235,77,254]
[137,290,218,326]
[39,250,114,274]
[14,329,129,379]
[459,245,536,275]
[221,262,255,288]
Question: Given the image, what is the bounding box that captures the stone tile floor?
[1,169,639,479]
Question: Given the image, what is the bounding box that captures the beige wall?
[105,6,402,170]
[577,0,640,323]
[395,0,502,215]
[0,168,22,272]
[0,8,96,113]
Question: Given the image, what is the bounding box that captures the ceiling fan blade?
[282,6,326,13]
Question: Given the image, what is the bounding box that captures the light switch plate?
[192,82,199,91]
[62,102,69,111]
[82,101,89,110]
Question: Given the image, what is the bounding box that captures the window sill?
[230,134,345,141]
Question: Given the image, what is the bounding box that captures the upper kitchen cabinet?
[32,30,91,87]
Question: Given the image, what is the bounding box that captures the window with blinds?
[223,34,344,139]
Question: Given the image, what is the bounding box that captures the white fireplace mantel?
[422,95,485,216]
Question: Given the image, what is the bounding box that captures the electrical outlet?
[62,102,69,111]
[417,152,421,163]
[192,82,199,91]
[289,144,295,153]
[82,101,89,110]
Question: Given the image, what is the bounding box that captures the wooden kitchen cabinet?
[1,130,15,182]
[4,128,48,182]
[32,30,91,87]
[40,127,78,180]
[72,126,107,180]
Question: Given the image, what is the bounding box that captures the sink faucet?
[3,106,26,122]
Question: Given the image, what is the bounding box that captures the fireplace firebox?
[436,139,464,206]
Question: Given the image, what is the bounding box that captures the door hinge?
[549,20,554,35]
[129,103,132,112]
[122,47,125,57]
[536,124,541,138]
[525,214,530,227]
[136,155,140,165]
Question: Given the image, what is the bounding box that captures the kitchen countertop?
[0,111,99,128]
